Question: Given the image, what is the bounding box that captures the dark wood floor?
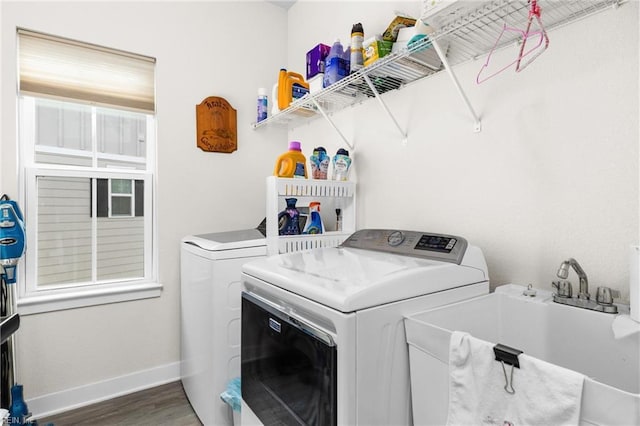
[37,381,203,426]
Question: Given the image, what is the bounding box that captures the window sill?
[17,282,163,315]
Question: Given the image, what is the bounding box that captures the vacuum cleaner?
[0,194,31,424]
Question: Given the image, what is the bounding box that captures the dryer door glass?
[241,292,337,426]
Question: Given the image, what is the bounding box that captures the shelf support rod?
[431,39,482,132]
[362,74,408,145]
[309,97,354,151]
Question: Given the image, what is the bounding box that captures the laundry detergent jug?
[274,141,308,179]
[277,69,310,111]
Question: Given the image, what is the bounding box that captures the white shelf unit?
[266,176,356,256]
[252,0,623,141]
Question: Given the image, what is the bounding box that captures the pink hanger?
[476,0,549,84]
[515,0,549,72]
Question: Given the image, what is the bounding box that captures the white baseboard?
[27,361,181,420]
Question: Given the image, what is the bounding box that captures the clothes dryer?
[240,229,489,426]
[181,227,266,426]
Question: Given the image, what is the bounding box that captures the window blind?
[18,29,155,113]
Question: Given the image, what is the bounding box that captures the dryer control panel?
[340,229,468,264]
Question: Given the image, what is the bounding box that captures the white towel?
[447,331,585,426]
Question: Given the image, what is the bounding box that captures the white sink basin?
[405,284,640,425]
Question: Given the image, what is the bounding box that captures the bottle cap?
[336,148,349,156]
[289,141,301,151]
[258,88,266,96]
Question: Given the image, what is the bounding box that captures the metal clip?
[494,343,523,394]
[500,361,516,394]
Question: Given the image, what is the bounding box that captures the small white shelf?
[266,176,356,256]
[275,232,354,254]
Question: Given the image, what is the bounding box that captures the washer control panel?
[340,229,468,264]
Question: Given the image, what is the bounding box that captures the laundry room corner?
[1,0,287,417]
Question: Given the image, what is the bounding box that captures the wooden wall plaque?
[196,96,237,153]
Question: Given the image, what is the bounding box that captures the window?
[17,29,160,313]
[96,179,144,218]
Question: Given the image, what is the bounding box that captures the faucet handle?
[595,287,620,305]
[552,280,573,298]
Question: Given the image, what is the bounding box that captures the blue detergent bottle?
[302,202,323,234]
[257,88,268,122]
[278,198,301,235]
[324,39,346,88]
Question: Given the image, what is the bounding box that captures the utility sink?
[404,284,640,425]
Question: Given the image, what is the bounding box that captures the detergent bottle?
[309,146,330,179]
[332,148,352,181]
[278,198,301,235]
[271,83,280,116]
[257,88,268,122]
[302,202,323,234]
[277,69,310,111]
[324,39,348,88]
[274,141,308,179]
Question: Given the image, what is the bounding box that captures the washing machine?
[181,226,267,426]
[239,228,490,426]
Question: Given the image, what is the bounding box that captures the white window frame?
[17,96,161,315]
[109,178,135,218]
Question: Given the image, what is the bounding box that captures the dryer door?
[241,292,337,426]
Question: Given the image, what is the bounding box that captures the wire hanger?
[476,0,549,84]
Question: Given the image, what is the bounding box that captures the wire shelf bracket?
[309,97,354,151]
[432,39,482,133]
[362,74,409,145]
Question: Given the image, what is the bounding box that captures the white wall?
[1,0,287,412]
[287,2,639,296]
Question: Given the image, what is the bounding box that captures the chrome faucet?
[551,258,618,314]
[556,258,589,300]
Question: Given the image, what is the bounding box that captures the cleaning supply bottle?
[302,202,323,234]
[278,198,301,235]
[332,148,352,181]
[323,39,346,88]
[271,82,280,116]
[276,68,288,110]
[350,23,364,73]
[274,141,308,178]
[342,45,351,74]
[278,68,309,111]
[257,88,268,122]
[309,146,330,179]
